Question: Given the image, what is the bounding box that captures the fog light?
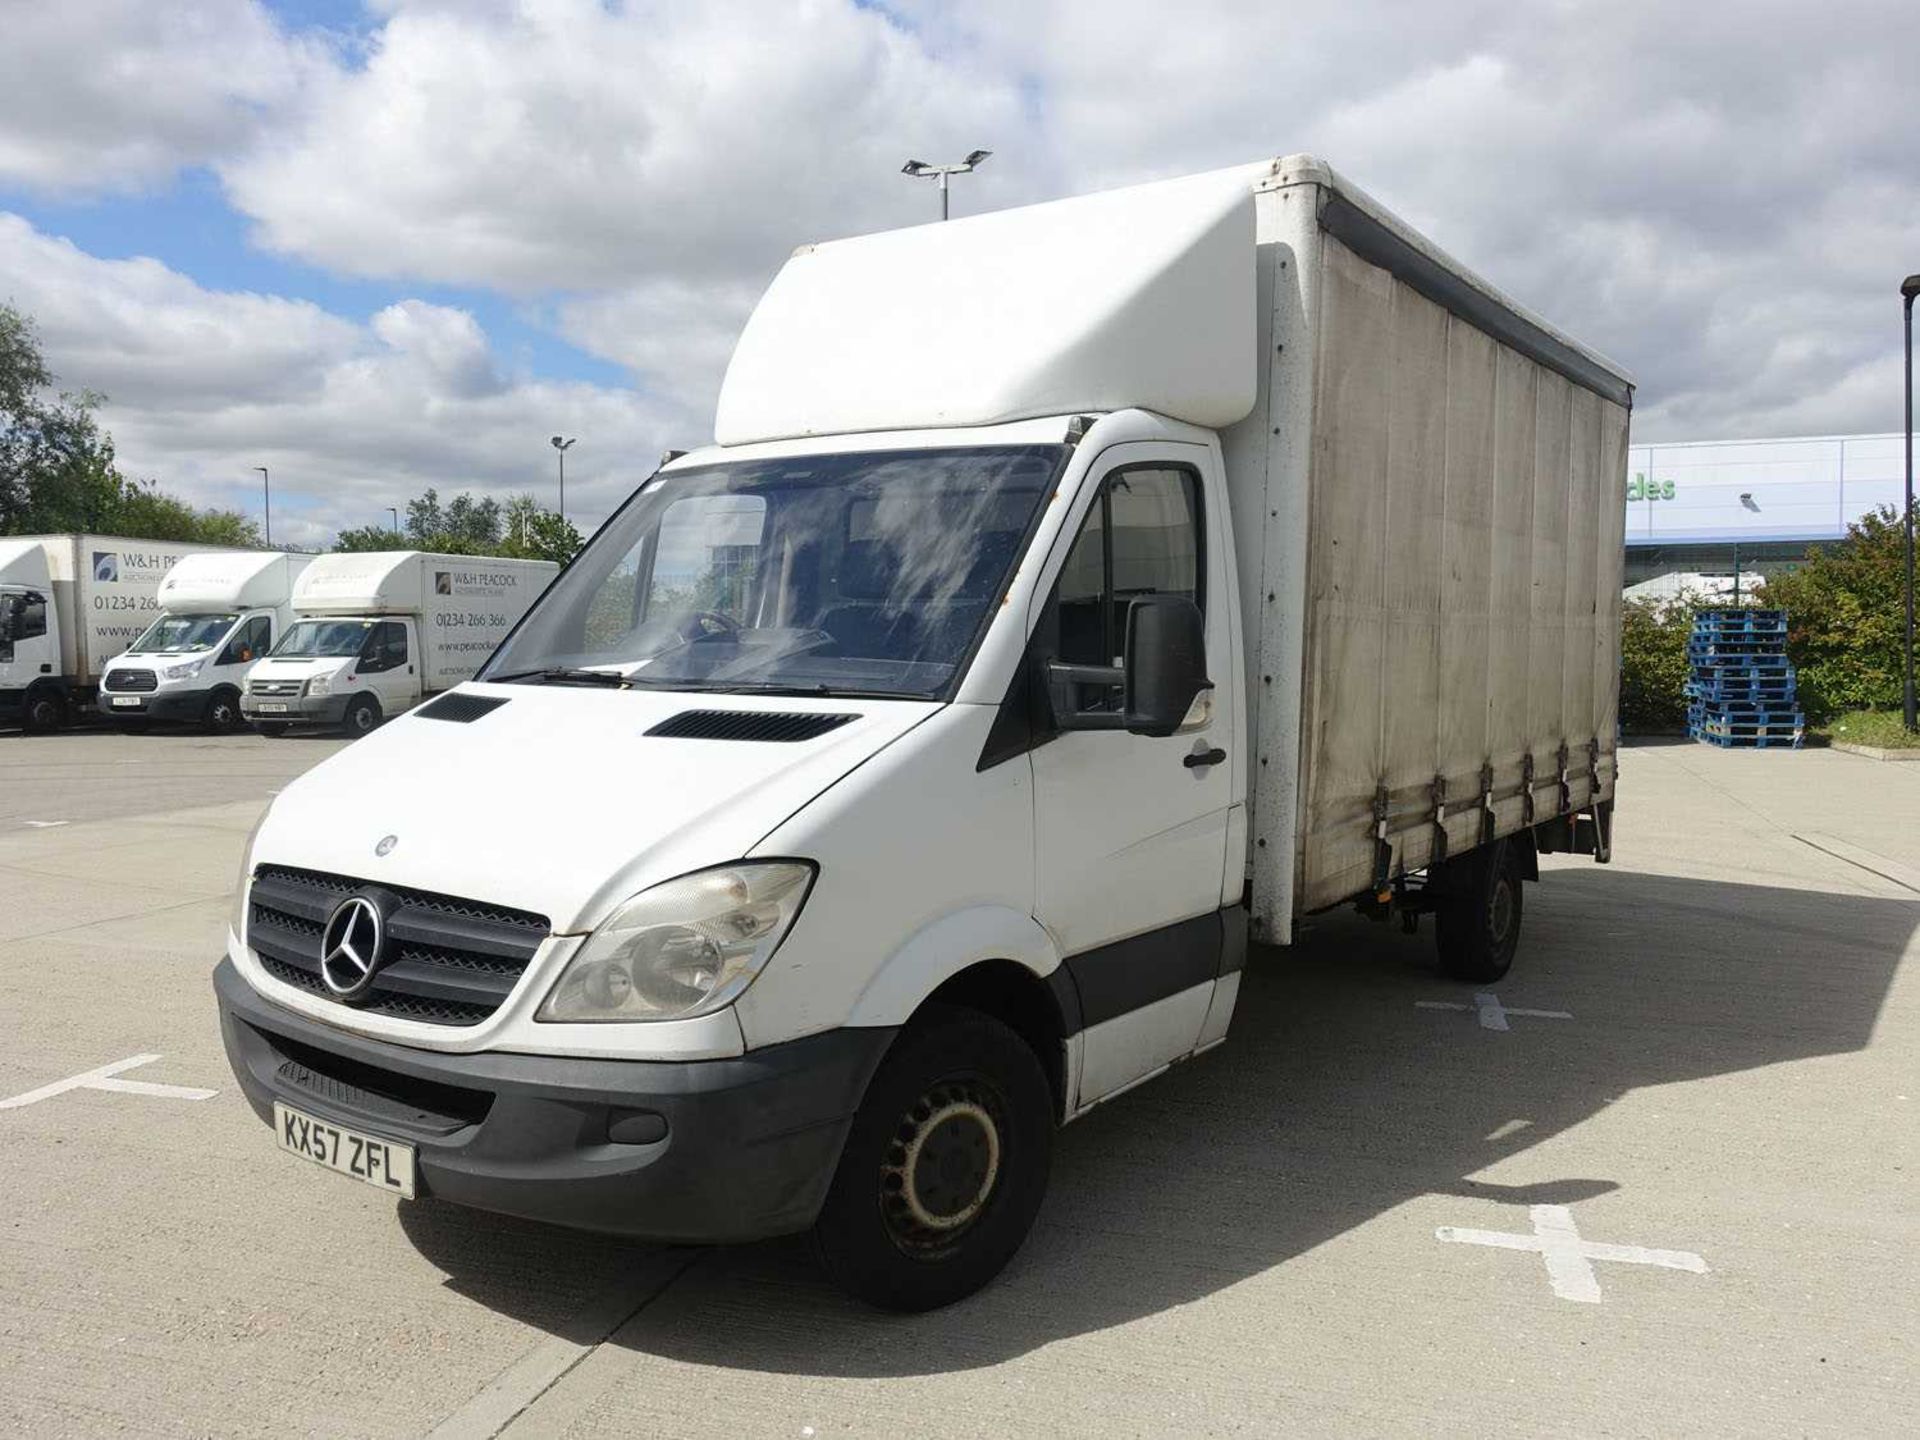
[606,1109,669,1145]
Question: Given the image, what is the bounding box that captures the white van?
[96,552,311,729]
[0,534,250,732]
[215,158,1630,1309]
[241,551,556,735]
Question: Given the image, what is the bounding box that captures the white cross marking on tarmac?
[0,1054,217,1110]
[22,820,70,829]
[1436,1204,1708,1302]
[1416,991,1572,1031]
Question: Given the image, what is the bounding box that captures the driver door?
[1028,443,1239,1106]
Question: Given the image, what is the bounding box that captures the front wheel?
[205,687,245,733]
[812,1006,1054,1312]
[1435,839,1525,983]
[22,687,67,734]
[341,695,382,737]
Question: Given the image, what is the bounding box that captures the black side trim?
[1064,910,1224,1029]
[647,709,858,743]
[417,692,509,723]
[1319,193,1634,410]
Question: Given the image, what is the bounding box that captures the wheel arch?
[843,905,1072,1116]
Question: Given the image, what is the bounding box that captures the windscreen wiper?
[489,667,632,688]
[698,682,910,700]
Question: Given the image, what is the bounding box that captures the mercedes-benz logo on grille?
[320,894,387,999]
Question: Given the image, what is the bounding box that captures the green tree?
[499,493,583,564]
[1619,593,1707,732]
[343,487,581,563]
[1760,503,1914,721]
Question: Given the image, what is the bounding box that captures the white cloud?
[222,0,1031,293]
[5,0,1920,545]
[0,1,325,193]
[0,214,683,548]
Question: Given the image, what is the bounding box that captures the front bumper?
[97,687,209,722]
[241,693,349,725]
[214,959,895,1242]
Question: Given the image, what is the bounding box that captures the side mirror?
[1044,594,1211,737]
[1120,595,1211,737]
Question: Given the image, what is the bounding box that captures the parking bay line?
[0,1053,218,1110]
[1437,1204,1708,1303]
[426,1247,705,1440]
[1416,992,1572,1031]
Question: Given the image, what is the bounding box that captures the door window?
[220,616,273,666]
[1044,465,1203,714]
[17,593,47,641]
[379,623,409,669]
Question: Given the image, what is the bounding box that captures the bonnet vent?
[416,693,510,724]
[646,709,858,743]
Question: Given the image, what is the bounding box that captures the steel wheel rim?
[880,1080,1004,1251]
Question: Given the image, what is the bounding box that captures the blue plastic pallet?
[1690,729,1805,749]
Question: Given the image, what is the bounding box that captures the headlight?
[306,675,330,697]
[537,862,815,1023]
[164,658,205,680]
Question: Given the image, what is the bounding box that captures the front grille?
[248,864,550,1028]
[249,679,304,698]
[104,668,158,693]
[255,1025,493,1136]
[416,692,509,724]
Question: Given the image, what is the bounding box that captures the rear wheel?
[342,695,382,737]
[813,1006,1053,1312]
[1435,839,1524,983]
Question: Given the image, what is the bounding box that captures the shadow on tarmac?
[399,865,1915,1376]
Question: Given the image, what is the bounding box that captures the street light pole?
[1902,275,1919,732]
[901,150,992,221]
[253,466,270,546]
[388,506,400,538]
[550,435,576,523]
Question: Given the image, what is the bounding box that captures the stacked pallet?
[1686,609,1803,748]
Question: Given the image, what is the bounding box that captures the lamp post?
[901,150,991,221]
[550,435,576,523]
[1903,274,1919,732]
[253,466,270,546]
[388,506,400,538]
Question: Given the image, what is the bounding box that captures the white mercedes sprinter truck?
[216,157,1630,1310]
[96,552,313,730]
[240,551,556,736]
[0,533,251,732]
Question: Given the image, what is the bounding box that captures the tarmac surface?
[1,727,1915,1437]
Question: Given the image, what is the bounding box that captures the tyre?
[205,687,245,733]
[253,721,290,737]
[21,687,67,734]
[1435,838,1524,983]
[812,1005,1054,1312]
[341,695,382,737]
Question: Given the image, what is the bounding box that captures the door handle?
[1184,747,1226,769]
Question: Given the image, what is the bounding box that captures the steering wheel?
[676,610,740,643]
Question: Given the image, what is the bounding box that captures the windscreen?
[483,444,1066,700]
[273,618,375,658]
[127,613,238,653]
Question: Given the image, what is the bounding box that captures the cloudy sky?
[2,0,1915,547]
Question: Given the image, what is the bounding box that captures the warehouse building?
[1624,431,1909,593]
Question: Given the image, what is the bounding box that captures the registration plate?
[256,702,289,713]
[273,1101,417,1199]
[110,696,142,708]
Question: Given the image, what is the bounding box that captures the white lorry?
[0,533,251,732]
[215,157,1631,1310]
[241,550,557,736]
[96,552,313,730]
